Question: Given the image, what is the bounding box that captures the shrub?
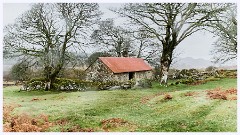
[10,62,31,82]
[60,69,87,80]
[205,66,217,72]
[135,79,152,88]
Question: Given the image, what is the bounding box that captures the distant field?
[3,78,237,132]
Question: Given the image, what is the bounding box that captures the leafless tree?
[130,27,161,59]
[209,4,237,63]
[91,19,133,57]
[113,3,229,82]
[3,3,101,90]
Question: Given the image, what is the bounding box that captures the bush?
[135,79,152,88]
[10,62,31,82]
[219,70,237,78]
[60,69,87,80]
[205,66,217,72]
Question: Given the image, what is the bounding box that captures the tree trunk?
[159,23,177,84]
[44,37,67,91]
[137,40,143,58]
[159,50,172,84]
[43,65,61,91]
[44,66,51,91]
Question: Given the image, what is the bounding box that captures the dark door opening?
[129,72,135,80]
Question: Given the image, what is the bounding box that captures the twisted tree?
[209,4,237,63]
[4,3,101,90]
[113,3,229,83]
[91,19,132,57]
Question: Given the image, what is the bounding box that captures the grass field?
[3,78,237,132]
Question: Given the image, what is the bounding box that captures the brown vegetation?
[164,94,173,100]
[3,105,53,132]
[206,87,237,100]
[3,104,95,132]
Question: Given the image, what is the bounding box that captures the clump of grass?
[184,92,199,97]
[101,118,136,132]
[140,92,166,104]
[61,125,94,132]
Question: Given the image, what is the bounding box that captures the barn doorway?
[129,72,135,80]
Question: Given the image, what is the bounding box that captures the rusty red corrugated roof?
[99,57,152,73]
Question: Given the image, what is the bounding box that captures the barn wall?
[85,59,115,82]
[135,71,153,80]
[112,73,129,82]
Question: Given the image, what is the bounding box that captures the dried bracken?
[225,88,237,95]
[164,94,173,100]
[3,107,53,132]
[4,105,94,132]
[55,119,69,126]
[206,87,237,100]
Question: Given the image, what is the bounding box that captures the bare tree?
[130,27,160,58]
[113,3,228,83]
[209,4,237,63]
[91,19,133,57]
[3,3,101,90]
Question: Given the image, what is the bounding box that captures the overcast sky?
[2,3,236,65]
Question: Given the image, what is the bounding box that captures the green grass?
[3,78,237,132]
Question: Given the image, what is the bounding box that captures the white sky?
[2,2,237,64]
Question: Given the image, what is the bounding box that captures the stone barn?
[85,57,153,82]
